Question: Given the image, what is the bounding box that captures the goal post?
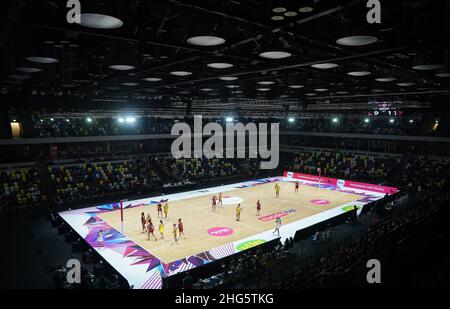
[120,199,128,233]
[317,167,322,189]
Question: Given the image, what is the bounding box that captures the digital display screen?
[368,100,403,117]
[368,110,403,116]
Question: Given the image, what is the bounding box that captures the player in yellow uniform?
[172,223,178,244]
[218,193,223,207]
[275,183,280,198]
[236,204,243,221]
[163,202,169,219]
[158,220,165,240]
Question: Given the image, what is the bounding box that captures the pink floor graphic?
[310,199,331,205]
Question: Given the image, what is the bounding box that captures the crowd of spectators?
[188,154,450,289]
[192,239,297,289]
[158,157,244,187]
[0,167,45,211]
[49,155,260,205]
[288,150,401,185]
[30,110,173,138]
[10,108,446,138]
[53,261,125,289]
[279,188,450,288]
[50,159,161,204]
[282,114,448,136]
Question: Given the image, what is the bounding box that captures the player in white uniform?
[273,217,281,236]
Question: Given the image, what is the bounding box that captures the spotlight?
[86,117,93,123]
[50,118,54,122]
[389,119,395,123]
[271,15,285,21]
[118,117,125,123]
[409,119,414,123]
[66,119,70,123]
[225,117,234,123]
[126,117,136,123]
[284,11,298,17]
[364,118,370,123]
[170,71,192,76]
[332,118,339,123]
[299,6,314,13]
[311,63,338,69]
[272,7,287,13]
[347,71,372,77]
[259,51,292,59]
[187,36,225,47]
[79,13,123,29]
[207,63,233,69]
[336,36,378,47]
[219,76,238,81]
[288,117,295,123]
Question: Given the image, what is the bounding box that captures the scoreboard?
[368,110,403,116]
[368,100,404,117]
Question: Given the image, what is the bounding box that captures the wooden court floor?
[98,181,362,263]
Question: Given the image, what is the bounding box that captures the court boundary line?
[97,180,363,264]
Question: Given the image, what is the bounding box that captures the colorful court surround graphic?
[207,227,234,236]
[342,205,361,212]
[258,209,297,222]
[310,199,331,205]
[236,239,266,251]
[284,171,399,195]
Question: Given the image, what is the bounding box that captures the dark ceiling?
[1,0,450,110]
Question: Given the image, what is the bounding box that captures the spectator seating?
[0,167,44,211]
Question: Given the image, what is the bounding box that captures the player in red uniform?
[157,202,163,218]
[295,181,300,193]
[147,219,157,241]
[141,212,146,233]
[256,200,261,216]
[178,218,185,239]
[212,195,217,212]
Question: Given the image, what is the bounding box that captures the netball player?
[218,193,223,207]
[141,212,146,233]
[275,183,280,198]
[172,223,178,244]
[158,220,165,240]
[97,229,104,248]
[163,202,169,219]
[256,200,261,216]
[273,217,281,236]
[147,219,157,241]
[178,218,185,239]
[295,181,300,193]
[212,195,217,212]
[157,202,163,218]
[236,204,243,222]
